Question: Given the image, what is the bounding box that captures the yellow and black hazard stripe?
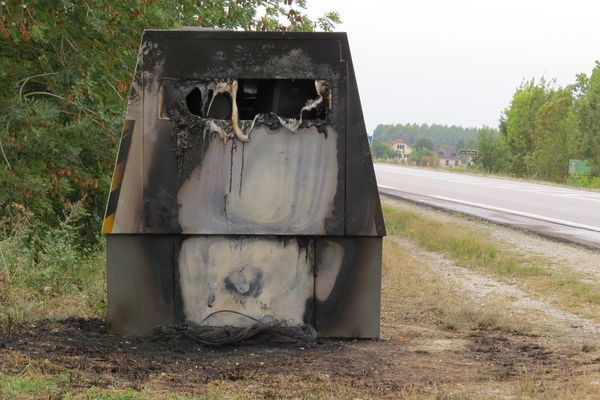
[102,120,135,234]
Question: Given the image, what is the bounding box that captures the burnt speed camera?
[103,30,385,338]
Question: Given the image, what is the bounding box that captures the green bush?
[0,201,106,326]
[567,175,600,189]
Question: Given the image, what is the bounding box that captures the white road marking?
[374,165,600,202]
[378,184,398,190]
[431,195,600,233]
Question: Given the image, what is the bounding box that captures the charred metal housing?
[103,30,385,338]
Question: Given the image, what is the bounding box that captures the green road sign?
[569,159,591,176]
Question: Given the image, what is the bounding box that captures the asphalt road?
[375,164,600,233]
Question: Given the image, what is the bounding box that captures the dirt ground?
[0,302,585,399]
[2,200,600,399]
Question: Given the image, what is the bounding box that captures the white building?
[389,139,412,162]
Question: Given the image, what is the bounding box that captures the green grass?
[0,372,65,397]
[0,202,106,327]
[568,175,600,189]
[0,372,231,400]
[383,203,600,320]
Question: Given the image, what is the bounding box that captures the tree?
[531,89,580,182]
[578,62,600,174]
[415,138,434,151]
[371,139,394,160]
[501,79,552,176]
[410,148,437,166]
[475,127,508,173]
[0,1,340,244]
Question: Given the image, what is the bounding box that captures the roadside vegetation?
[383,202,600,321]
[380,236,600,399]
[382,239,541,336]
[475,67,600,188]
[0,201,105,328]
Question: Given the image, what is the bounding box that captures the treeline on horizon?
[373,123,478,150]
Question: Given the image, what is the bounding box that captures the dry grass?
[198,372,362,400]
[383,202,600,322]
[514,373,600,400]
[382,238,541,335]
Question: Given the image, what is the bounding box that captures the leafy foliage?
[415,138,434,151]
[373,63,600,186]
[579,62,600,174]
[475,62,599,184]
[475,127,508,173]
[500,79,552,176]
[0,1,339,245]
[531,89,580,182]
[370,138,396,160]
[409,148,437,166]
[0,200,106,325]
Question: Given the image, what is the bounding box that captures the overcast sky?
[307,0,600,132]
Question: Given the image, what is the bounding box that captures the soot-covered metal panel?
[106,235,175,334]
[137,32,347,235]
[314,237,382,337]
[103,30,384,338]
[341,40,386,236]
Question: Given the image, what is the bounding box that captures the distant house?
[437,147,463,168]
[389,139,412,162]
